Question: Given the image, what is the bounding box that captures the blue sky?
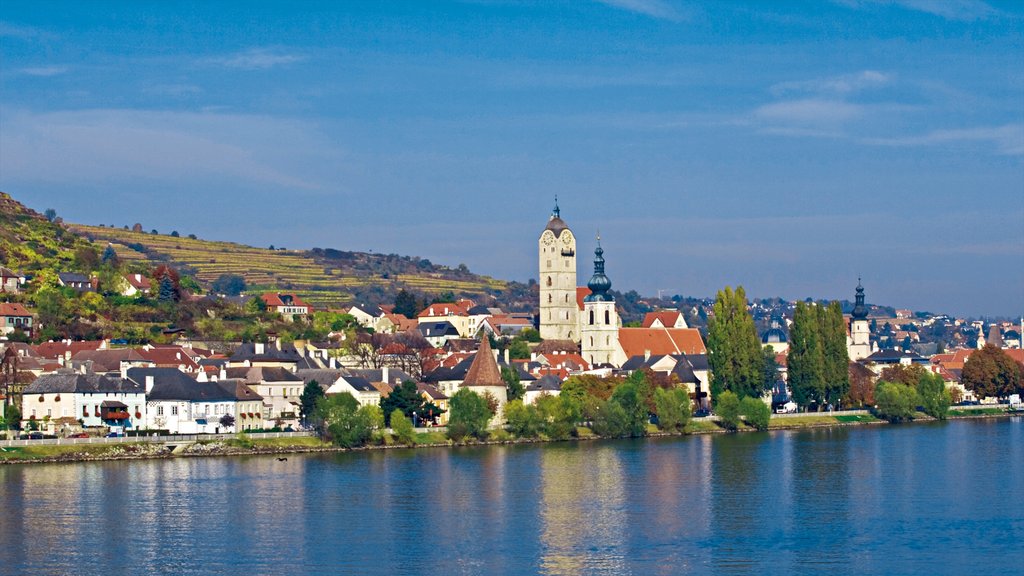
[1,0,1021,317]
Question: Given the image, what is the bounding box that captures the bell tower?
[581,235,619,366]
[539,198,578,341]
[848,279,871,361]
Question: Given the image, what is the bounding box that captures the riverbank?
[2,408,1018,465]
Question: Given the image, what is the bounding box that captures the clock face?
[561,232,573,245]
[542,232,555,245]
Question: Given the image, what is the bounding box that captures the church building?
[581,238,619,367]
[538,201,579,342]
[847,280,872,361]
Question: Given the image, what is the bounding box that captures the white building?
[20,371,146,434]
[538,201,579,342]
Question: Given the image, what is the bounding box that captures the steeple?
[552,195,560,220]
[584,234,613,302]
[851,278,868,320]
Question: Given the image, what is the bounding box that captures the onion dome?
[584,237,613,302]
[851,279,868,320]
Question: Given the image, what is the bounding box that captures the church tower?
[581,236,619,366]
[539,199,579,342]
[848,279,871,361]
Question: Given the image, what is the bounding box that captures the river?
[1,418,1021,575]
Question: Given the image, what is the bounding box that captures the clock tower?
[539,200,579,341]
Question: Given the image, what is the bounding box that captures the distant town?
[1,195,1022,444]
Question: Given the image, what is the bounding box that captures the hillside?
[67,223,507,309]
[0,192,94,273]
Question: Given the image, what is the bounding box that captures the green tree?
[315,393,375,447]
[504,399,543,438]
[536,393,581,440]
[520,328,541,343]
[507,337,530,360]
[821,301,850,406]
[763,346,781,392]
[245,296,267,316]
[44,208,57,222]
[590,398,630,438]
[653,387,692,432]
[707,286,766,402]
[715,390,741,431]
[609,380,648,437]
[212,274,247,296]
[874,381,919,423]
[380,380,426,425]
[101,245,119,266]
[390,409,416,445]
[394,289,419,319]
[299,380,325,425]
[447,388,493,441]
[740,396,771,431]
[917,371,951,420]
[961,344,1023,400]
[788,301,825,408]
[502,366,525,402]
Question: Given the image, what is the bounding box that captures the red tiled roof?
[618,327,706,358]
[417,302,468,318]
[124,274,151,290]
[576,287,591,311]
[136,346,200,370]
[34,340,104,360]
[642,311,683,329]
[462,337,503,387]
[261,293,311,309]
[0,303,32,317]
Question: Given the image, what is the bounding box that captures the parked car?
[68,432,90,439]
[19,432,46,440]
[105,432,121,438]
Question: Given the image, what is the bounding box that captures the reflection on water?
[1,419,1021,575]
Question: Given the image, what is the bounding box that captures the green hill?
[0,192,95,274]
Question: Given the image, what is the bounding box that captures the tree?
[394,289,419,319]
[788,301,825,408]
[315,393,375,447]
[740,396,771,431]
[507,338,530,360]
[390,409,416,445]
[590,398,630,438]
[874,381,918,423]
[504,399,543,438]
[707,286,766,402]
[653,387,692,433]
[219,414,236,430]
[44,208,57,222]
[502,366,525,402]
[152,266,181,302]
[917,371,951,420]
[380,380,426,425]
[821,302,850,405]
[561,374,619,402]
[212,274,248,296]
[447,388,493,441]
[158,275,178,303]
[299,380,325,425]
[762,346,781,393]
[536,393,581,440]
[609,380,648,437]
[880,364,928,388]
[961,344,1023,400]
[715,390,741,431]
[171,230,180,237]
[101,245,119,267]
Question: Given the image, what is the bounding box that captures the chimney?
[219,367,227,380]
[120,361,129,379]
[382,366,389,384]
[145,375,155,394]
[530,352,536,362]
[504,349,510,365]
[644,349,651,361]
[197,370,208,382]
[255,342,265,355]
[176,352,181,360]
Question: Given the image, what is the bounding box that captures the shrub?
[448,388,493,441]
[536,394,581,440]
[716,390,741,431]
[653,387,692,432]
[610,381,649,437]
[917,372,951,420]
[874,381,919,423]
[591,399,630,438]
[740,396,771,431]
[505,400,543,438]
[390,409,416,445]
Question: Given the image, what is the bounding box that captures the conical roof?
[462,337,504,387]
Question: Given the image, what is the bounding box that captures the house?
[523,374,562,405]
[621,353,711,410]
[615,327,706,366]
[417,383,449,425]
[324,375,380,408]
[128,367,237,434]
[261,293,311,322]
[642,311,688,329]
[418,321,462,347]
[460,337,508,424]
[0,303,34,338]
[58,272,95,292]
[21,371,146,434]
[209,378,265,431]
[347,304,380,329]
[0,266,22,293]
[122,273,151,297]
[417,302,472,337]
[224,365,304,427]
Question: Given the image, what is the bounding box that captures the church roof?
[462,337,504,387]
[618,328,706,358]
[544,216,570,236]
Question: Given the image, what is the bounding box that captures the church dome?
[762,327,787,344]
[584,243,613,302]
[851,280,868,320]
[545,216,570,236]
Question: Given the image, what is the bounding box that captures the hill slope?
[0,192,94,273]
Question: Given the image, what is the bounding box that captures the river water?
[1,418,1021,575]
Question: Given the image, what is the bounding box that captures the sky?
[1,1,1022,318]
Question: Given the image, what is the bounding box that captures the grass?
[250,437,327,448]
[768,416,842,428]
[0,443,149,461]
[835,414,879,423]
[414,431,450,445]
[685,420,721,434]
[948,408,1006,417]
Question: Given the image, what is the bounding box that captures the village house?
[128,367,238,434]
[0,302,34,338]
[261,293,311,322]
[121,273,151,297]
[57,272,95,292]
[0,266,22,294]
[21,371,146,434]
[224,365,304,428]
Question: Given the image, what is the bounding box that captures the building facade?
[848,280,871,361]
[538,201,579,342]
[581,239,619,367]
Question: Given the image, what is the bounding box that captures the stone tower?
[539,200,579,342]
[848,279,871,361]
[581,236,619,367]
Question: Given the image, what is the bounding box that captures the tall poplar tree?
[707,286,766,402]
[789,301,824,408]
[822,301,851,406]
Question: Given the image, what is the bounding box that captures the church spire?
[584,233,613,302]
[851,278,868,320]
[552,195,560,219]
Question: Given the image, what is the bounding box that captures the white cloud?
[204,48,306,70]
[593,0,686,21]
[18,66,69,77]
[770,70,891,97]
[834,0,996,21]
[0,108,338,189]
[862,124,1024,155]
[754,99,863,127]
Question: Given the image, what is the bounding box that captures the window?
[589,310,594,325]
[565,294,569,303]
[605,310,610,325]
[83,406,88,417]
[546,276,552,287]
[589,337,593,346]
[171,406,178,416]
[546,260,551,269]
[157,406,164,416]
[548,294,552,303]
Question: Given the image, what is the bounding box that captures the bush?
[536,394,581,440]
[505,399,543,438]
[390,409,416,445]
[653,387,692,432]
[716,390,741,431]
[591,399,630,438]
[448,388,493,441]
[740,396,771,431]
[610,381,649,437]
[874,381,919,423]
[315,393,375,448]
[917,372,951,420]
